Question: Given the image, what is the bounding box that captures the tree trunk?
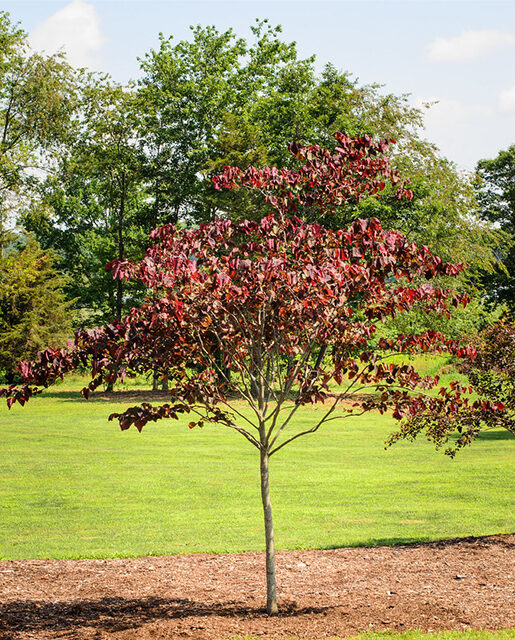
[115,172,126,324]
[259,446,278,615]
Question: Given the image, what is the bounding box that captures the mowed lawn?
[0,379,514,560]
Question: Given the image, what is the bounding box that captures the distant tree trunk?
[214,345,231,387]
[259,429,278,615]
[152,368,159,392]
[151,370,168,391]
[106,173,126,396]
[115,172,126,324]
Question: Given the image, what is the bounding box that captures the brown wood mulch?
[0,534,514,640]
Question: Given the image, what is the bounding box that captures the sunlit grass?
[0,367,513,561]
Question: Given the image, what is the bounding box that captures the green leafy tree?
[138,20,305,224]
[16,15,502,336]
[0,235,72,383]
[476,145,515,310]
[0,11,78,254]
[25,81,148,324]
[140,22,426,223]
[139,21,501,295]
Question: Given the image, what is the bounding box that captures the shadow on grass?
[324,533,515,551]
[0,596,330,635]
[475,430,515,441]
[34,389,171,403]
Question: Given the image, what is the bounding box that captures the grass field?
[0,371,514,561]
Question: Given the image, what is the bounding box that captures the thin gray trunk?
[115,172,126,324]
[259,443,278,615]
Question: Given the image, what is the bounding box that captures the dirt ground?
[0,534,513,640]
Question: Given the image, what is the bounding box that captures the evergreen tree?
[0,235,72,383]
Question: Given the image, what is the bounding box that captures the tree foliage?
[475,145,515,310]
[1,135,503,614]
[465,320,515,435]
[138,18,488,255]
[0,235,72,383]
[215,132,503,337]
[389,319,515,453]
[14,17,501,335]
[0,11,78,253]
[24,82,148,324]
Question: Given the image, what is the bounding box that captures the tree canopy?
[0,11,78,254]
[1,134,503,614]
[476,145,515,310]
[0,235,72,383]
[26,81,148,324]
[5,16,500,330]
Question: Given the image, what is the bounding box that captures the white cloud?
[414,97,498,170]
[426,29,515,62]
[499,81,515,112]
[417,97,493,127]
[30,0,106,70]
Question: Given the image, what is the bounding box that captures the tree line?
[0,11,513,382]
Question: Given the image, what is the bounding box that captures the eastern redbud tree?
[1,134,502,615]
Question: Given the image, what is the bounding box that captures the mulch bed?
[0,534,513,639]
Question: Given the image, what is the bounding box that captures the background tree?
[0,234,72,383]
[389,318,515,451]
[16,17,501,336]
[24,81,148,325]
[137,20,306,224]
[138,21,438,227]
[2,136,501,615]
[0,11,78,255]
[475,145,515,311]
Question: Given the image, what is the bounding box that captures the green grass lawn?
[0,376,513,560]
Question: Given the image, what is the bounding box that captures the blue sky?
[4,0,515,170]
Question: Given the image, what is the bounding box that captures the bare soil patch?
[0,535,513,640]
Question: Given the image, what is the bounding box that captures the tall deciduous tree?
[25,82,148,324]
[139,20,498,280]
[2,136,501,614]
[138,21,439,227]
[475,145,515,310]
[137,20,304,224]
[19,18,500,333]
[0,11,78,254]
